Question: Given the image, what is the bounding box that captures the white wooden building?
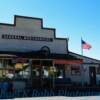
[0,15,100,89]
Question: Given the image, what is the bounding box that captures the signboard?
[2,34,53,42]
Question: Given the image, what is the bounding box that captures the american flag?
[81,40,91,49]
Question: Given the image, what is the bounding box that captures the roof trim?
[0,51,81,60]
[69,51,100,62]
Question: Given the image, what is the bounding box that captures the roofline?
[0,15,55,30]
[69,51,100,62]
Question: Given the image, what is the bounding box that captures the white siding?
[0,16,68,54]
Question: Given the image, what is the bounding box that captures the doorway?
[31,59,53,88]
[89,66,96,86]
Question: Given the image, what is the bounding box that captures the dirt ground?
[7,96,100,100]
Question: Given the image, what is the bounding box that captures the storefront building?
[0,15,100,89]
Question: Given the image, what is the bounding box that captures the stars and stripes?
[81,40,91,49]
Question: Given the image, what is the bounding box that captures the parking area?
[7,96,100,100]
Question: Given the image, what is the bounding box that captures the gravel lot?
[6,96,100,100]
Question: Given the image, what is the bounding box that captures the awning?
[53,59,83,64]
[0,54,17,58]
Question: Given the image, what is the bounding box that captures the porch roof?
[0,51,83,64]
[0,50,81,59]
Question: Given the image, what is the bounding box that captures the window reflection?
[0,59,14,79]
[14,63,30,79]
[0,59,65,80]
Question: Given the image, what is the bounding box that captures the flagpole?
[81,37,84,86]
[81,37,83,56]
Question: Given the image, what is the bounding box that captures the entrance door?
[89,67,96,85]
[32,60,53,88]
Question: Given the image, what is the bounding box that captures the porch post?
[29,59,33,85]
[52,60,55,89]
[81,64,84,86]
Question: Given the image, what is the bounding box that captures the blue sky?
[0,0,100,59]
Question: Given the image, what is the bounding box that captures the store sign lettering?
[2,34,53,42]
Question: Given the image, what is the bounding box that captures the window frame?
[71,65,80,75]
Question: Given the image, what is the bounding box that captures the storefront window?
[41,66,57,78]
[32,60,40,78]
[96,66,100,74]
[41,64,65,79]
[0,58,31,79]
[55,64,65,78]
[41,60,54,78]
[0,60,3,68]
[14,62,30,79]
[71,65,80,75]
[32,67,40,78]
[48,66,56,78]
[0,59,14,79]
